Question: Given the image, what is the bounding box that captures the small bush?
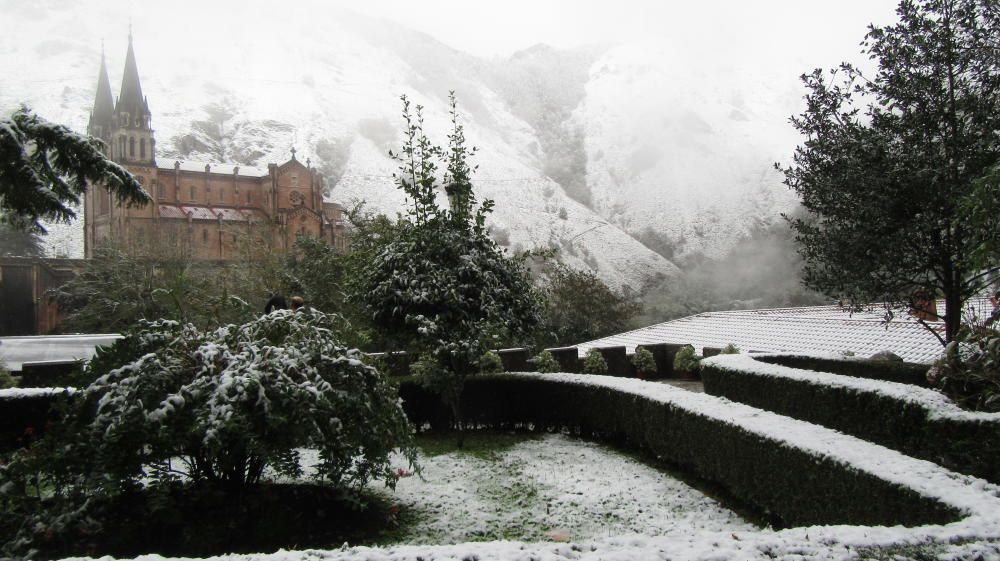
[531,350,560,373]
[480,351,504,374]
[673,344,701,373]
[632,346,657,377]
[720,344,740,355]
[0,361,17,389]
[582,349,608,375]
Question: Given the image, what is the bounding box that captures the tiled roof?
[157,204,187,219]
[156,158,269,178]
[575,300,994,364]
[157,205,267,222]
[179,205,218,220]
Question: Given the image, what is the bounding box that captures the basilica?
[84,35,345,260]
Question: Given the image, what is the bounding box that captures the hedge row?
[754,354,930,387]
[701,354,1000,483]
[398,374,961,528]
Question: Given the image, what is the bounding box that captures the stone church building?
[84,35,345,260]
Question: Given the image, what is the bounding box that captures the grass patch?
[414,429,542,460]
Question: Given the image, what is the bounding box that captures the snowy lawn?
[372,431,758,544]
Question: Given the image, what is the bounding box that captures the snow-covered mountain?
[1,0,808,290]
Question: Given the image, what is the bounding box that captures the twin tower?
[86,34,155,166]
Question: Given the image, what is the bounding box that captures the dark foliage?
[779,0,1000,343]
[0,106,149,232]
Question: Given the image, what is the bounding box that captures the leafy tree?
[960,162,1000,273]
[538,261,641,347]
[582,348,608,375]
[779,0,1000,343]
[0,106,149,232]
[361,93,541,445]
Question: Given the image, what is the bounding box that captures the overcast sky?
[348,0,902,64]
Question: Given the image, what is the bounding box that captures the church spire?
[115,31,150,127]
[87,43,115,143]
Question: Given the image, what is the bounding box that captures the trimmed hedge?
[397,374,961,528]
[702,354,1000,483]
[755,354,930,387]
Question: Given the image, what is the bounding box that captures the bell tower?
[111,31,155,166]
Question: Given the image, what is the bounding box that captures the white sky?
[348,0,902,64]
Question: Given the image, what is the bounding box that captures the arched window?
[129,137,135,158]
[140,138,146,159]
[206,186,212,199]
[119,136,126,157]
[202,229,209,245]
[156,182,164,199]
[190,186,196,200]
[219,187,224,202]
[246,190,252,204]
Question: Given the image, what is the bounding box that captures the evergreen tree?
[361,94,541,445]
[780,0,999,343]
[0,106,149,232]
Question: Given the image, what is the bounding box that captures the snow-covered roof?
[157,204,187,219]
[156,158,269,178]
[0,334,121,371]
[576,299,995,364]
[179,205,218,220]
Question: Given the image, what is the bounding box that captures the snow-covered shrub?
[930,330,1000,413]
[532,350,560,373]
[480,351,504,374]
[631,346,657,377]
[7,310,416,493]
[673,344,701,374]
[720,343,740,355]
[582,349,608,375]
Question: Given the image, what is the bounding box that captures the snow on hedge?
[0,387,73,400]
[56,371,1000,561]
[703,352,1000,423]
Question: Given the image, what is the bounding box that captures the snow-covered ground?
[373,433,755,544]
[57,372,1000,561]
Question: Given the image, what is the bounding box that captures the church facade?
[84,36,345,260]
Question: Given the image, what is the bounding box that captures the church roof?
[115,34,150,119]
[573,300,994,364]
[158,204,267,222]
[156,158,269,178]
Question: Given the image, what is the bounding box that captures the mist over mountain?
[1,0,817,299]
